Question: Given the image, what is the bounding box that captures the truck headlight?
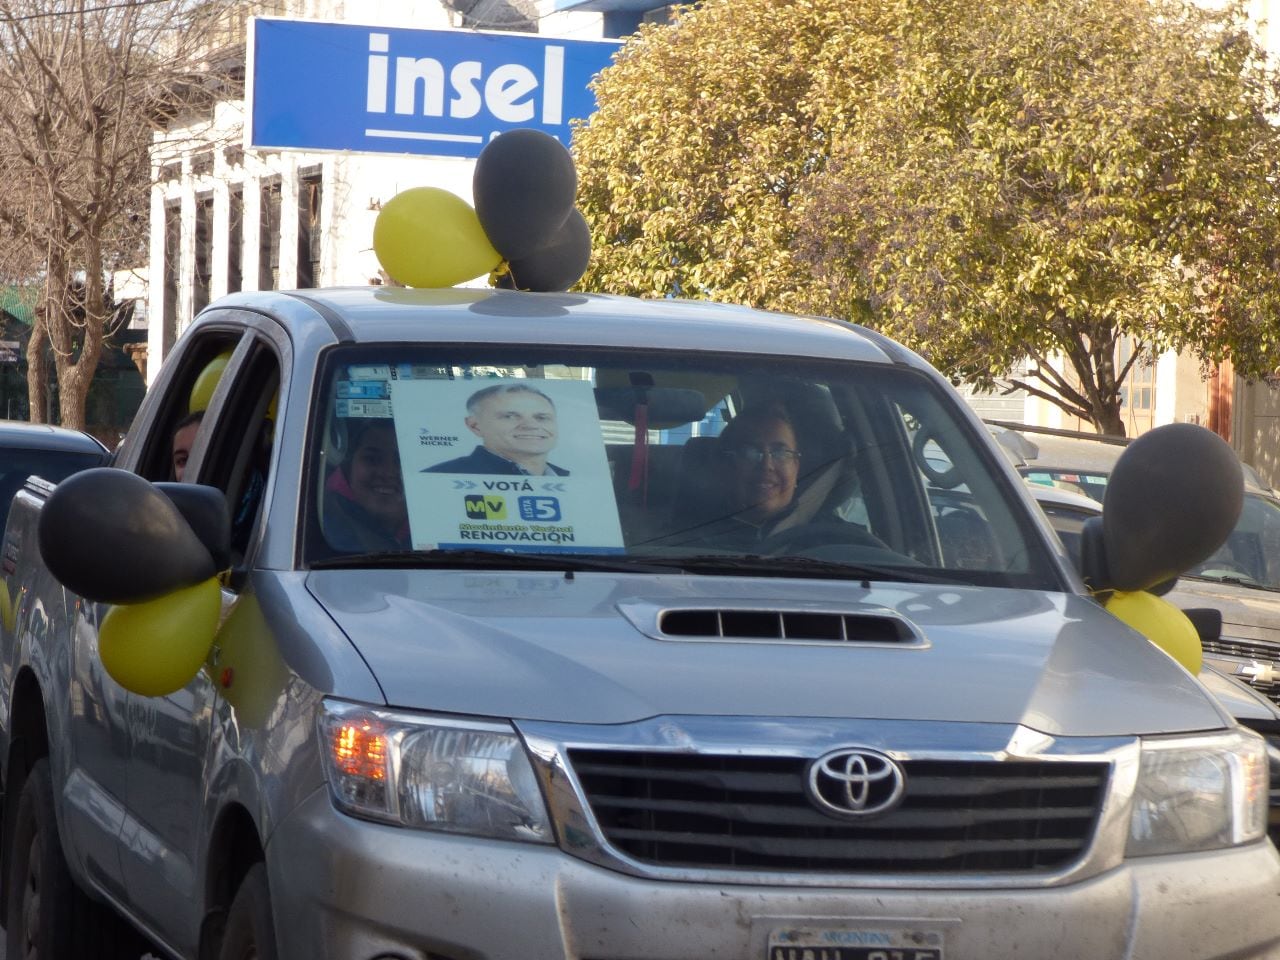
[1126,728,1268,857]
[318,699,552,843]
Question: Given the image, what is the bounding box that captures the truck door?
[115,330,278,957]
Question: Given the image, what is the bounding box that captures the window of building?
[227,185,243,295]
[193,193,213,317]
[162,199,180,352]
[446,0,535,32]
[1118,336,1156,434]
[297,166,322,289]
[1118,338,1155,412]
[259,177,281,291]
[641,4,678,25]
[190,151,214,179]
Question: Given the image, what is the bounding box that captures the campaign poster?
[388,378,624,553]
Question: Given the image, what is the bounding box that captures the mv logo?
[465,495,507,520]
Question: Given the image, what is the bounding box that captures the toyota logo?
[806,748,906,818]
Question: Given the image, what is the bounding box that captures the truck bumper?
[268,788,1280,960]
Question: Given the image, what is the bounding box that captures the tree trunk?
[55,356,94,432]
[27,247,68,424]
[1091,404,1126,437]
[55,235,108,433]
[24,311,46,424]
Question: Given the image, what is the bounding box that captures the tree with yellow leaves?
[574,0,898,313]
[577,0,1280,435]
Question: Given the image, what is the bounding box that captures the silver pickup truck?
[0,287,1275,960]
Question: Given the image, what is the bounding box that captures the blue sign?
[248,18,621,159]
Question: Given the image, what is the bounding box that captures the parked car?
[990,419,1280,712]
[0,421,109,531]
[987,420,1126,503]
[0,289,1275,960]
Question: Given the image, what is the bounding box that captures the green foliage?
[807,0,1280,432]
[573,0,898,312]
[578,0,1280,434]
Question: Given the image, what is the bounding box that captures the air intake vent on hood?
[658,608,919,644]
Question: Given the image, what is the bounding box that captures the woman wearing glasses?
[721,408,802,521]
[681,406,806,549]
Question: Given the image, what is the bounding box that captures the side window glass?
[135,335,242,483]
[199,345,280,565]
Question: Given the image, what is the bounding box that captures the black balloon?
[473,129,577,262]
[38,468,217,604]
[1102,423,1243,592]
[503,209,592,293]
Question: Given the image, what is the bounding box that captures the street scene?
[0,0,1279,958]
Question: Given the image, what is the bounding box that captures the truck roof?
[208,287,911,366]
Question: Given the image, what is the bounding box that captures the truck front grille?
[1203,636,1280,662]
[568,750,1108,874]
[1202,637,1280,705]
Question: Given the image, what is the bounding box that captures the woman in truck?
[322,418,411,552]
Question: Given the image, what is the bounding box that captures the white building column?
[1154,348,1178,427]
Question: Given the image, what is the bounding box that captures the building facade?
[143,0,661,380]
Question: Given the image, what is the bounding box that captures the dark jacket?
[321,470,410,552]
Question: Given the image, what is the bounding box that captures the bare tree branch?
[0,0,238,428]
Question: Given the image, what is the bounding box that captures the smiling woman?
[322,418,409,552]
[684,406,804,550]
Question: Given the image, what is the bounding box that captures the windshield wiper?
[309,549,678,575]
[1186,571,1279,592]
[311,549,957,583]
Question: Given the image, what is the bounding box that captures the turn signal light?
[333,719,388,781]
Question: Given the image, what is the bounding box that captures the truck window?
[133,334,244,484]
[198,344,280,565]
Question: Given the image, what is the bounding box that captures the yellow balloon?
[99,577,222,697]
[0,581,13,634]
[201,594,288,728]
[190,351,233,414]
[1105,590,1203,674]
[373,187,501,288]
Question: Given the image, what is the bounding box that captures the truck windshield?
[1185,490,1280,591]
[303,346,1060,588]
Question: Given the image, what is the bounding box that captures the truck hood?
[305,570,1226,736]
[1168,577,1280,645]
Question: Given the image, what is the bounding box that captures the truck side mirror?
[38,468,222,605]
[1095,424,1242,592]
[1180,607,1223,645]
[155,482,232,573]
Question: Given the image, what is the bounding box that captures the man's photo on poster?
[422,381,571,477]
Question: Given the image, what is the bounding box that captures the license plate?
[767,926,944,960]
